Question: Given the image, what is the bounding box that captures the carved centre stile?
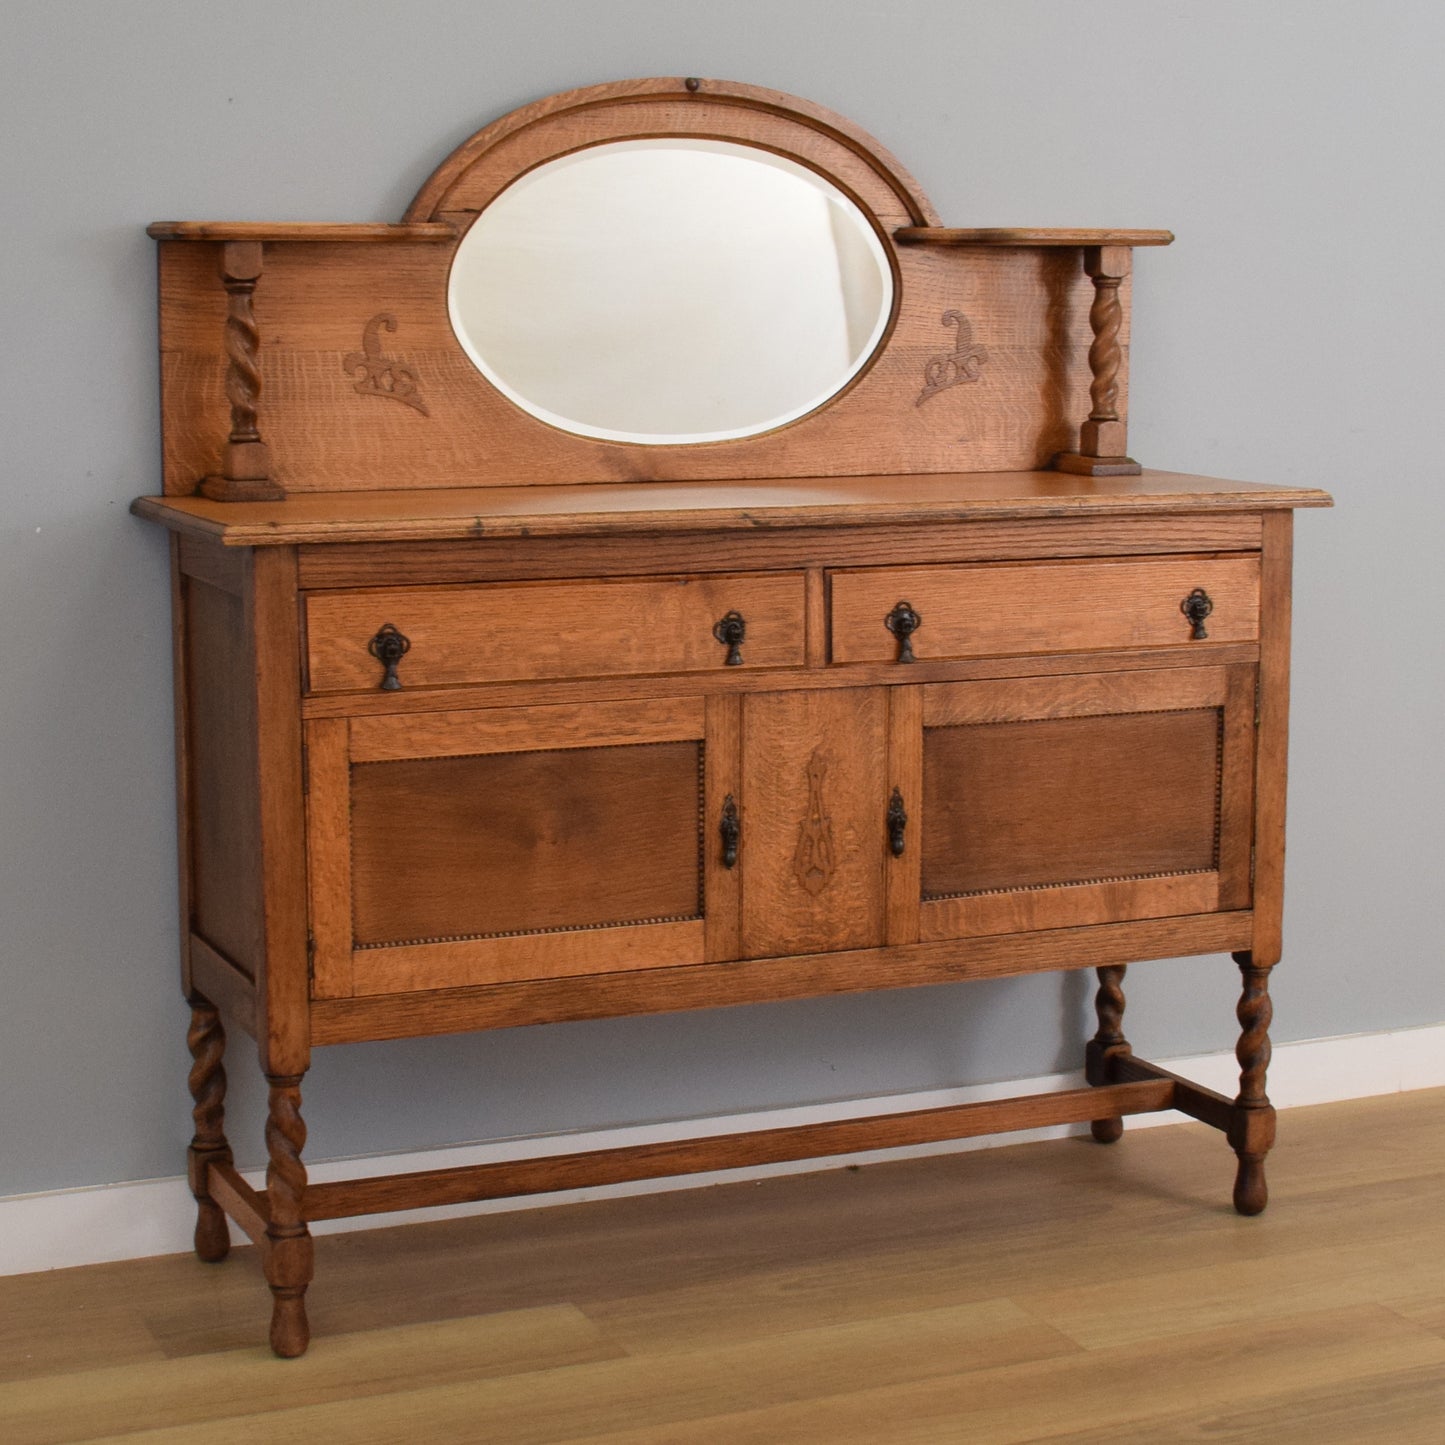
[792,749,837,896]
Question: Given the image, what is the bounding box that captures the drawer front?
[828,556,1260,664]
[306,572,807,693]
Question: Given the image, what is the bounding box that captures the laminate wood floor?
[2,1089,1442,1443]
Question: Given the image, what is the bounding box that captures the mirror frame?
[444,136,898,445]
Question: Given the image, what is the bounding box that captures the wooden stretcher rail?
[296,1079,1176,1222]
[207,1162,270,1247]
[1109,1053,1237,1131]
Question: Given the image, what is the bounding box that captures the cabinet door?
[305,696,741,997]
[739,687,892,958]
[890,666,1255,941]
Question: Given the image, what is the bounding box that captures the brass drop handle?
[1181,588,1214,641]
[885,600,922,663]
[887,787,908,857]
[368,622,411,690]
[713,610,746,666]
[720,795,740,869]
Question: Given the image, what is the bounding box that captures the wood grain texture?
[1218,662,1259,909]
[147,221,456,241]
[134,471,1331,543]
[348,742,703,947]
[195,241,283,502]
[303,718,352,999]
[922,664,1231,726]
[177,532,244,595]
[703,695,743,963]
[895,227,1175,246]
[299,1079,1177,1221]
[184,578,263,977]
[740,688,888,957]
[262,1073,312,1356]
[1251,511,1294,966]
[187,934,257,1037]
[247,548,310,1076]
[294,514,1265,588]
[302,645,1260,722]
[885,687,923,945]
[3,1093,1440,1439]
[920,872,1220,941]
[168,541,195,996]
[404,78,939,226]
[830,554,1260,664]
[206,1162,269,1249]
[184,997,232,1263]
[350,920,707,996]
[920,708,1223,895]
[130,75,1331,1368]
[150,241,1113,494]
[1230,952,1277,1215]
[1085,963,1130,1141]
[347,697,703,765]
[305,572,806,694]
[312,911,1253,1044]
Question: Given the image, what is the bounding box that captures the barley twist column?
[199,240,284,501]
[1054,245,1142,476]
[186,995,232,1262]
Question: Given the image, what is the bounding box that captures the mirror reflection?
[448,139,892,444]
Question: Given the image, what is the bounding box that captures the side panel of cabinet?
[307,696,741,997]
[917,666,1255,939]
[739,688,889,958]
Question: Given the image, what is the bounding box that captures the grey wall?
[3,0,1441,1199]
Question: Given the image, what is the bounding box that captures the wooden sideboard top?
[132,470,1332,547]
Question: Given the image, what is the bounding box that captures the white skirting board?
[4,1022,1442,1278]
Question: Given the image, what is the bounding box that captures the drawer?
[828,556,1260,664]
[305,572,807,693]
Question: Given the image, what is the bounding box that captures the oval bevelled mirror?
[447,138,893,445]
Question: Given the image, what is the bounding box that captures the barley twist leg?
[1085,965,1131,1143]
[1229,951,1277,1215]
[264,1074,313,1357]
[186,995,232,1263]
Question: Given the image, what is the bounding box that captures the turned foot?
[264,1074,314,1358]
[1085,964,1131,1143]
[186,996,232,1263]
[269,1288,311,1358]
[1090,1116,1125,1145]
[1233,1154,1269,1215]
[193,1200,231,1262]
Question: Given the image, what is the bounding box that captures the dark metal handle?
[885,600,922,663]
[1181,588,1213,641]
[368,622,411,690]
[713,610,746,666]
[719,794,740,868]
[887,787,908,857]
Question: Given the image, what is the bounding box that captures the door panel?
[921,709,1222,897]
[916,665,1255,939]
[350,742,702,946]
[307,696,734,997]
[740,688,889,958]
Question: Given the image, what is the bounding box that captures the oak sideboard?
[133,77,1331,1356]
